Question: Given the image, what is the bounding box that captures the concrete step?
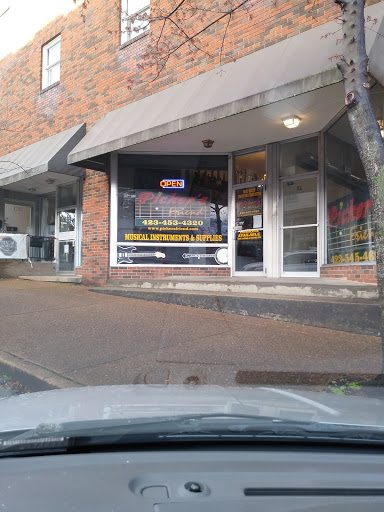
[106,277,378,300]
[0,261,55,278]
[19,275,82,284]
[91,286,381,336]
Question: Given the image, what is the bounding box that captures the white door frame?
[55,180,80,273]
[279,172,320,278]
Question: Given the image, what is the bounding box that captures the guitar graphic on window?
[117,246,166,264]
[182,247,228,265]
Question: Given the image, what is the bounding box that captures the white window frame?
[42,36,61,89]
[121,0,150,45]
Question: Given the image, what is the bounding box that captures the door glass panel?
[235,185,264,272]
[283,178,317,226]
[283,226,317,273]
[59,209,76,232]
[58,241,75,272]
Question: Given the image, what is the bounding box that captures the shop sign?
[124,233,223,242]
[327,188,375,264]
[328,197,371,227]
[160,179,185,189]
[135,190,211,228]
[236,229,262,241]
[236,188,262,217]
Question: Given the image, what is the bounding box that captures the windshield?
[1,0,384,456]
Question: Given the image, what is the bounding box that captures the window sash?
[42,37,60,88]
[121,0,150,43]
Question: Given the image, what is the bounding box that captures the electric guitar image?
[117,246,166,264]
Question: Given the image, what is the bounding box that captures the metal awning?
[0,123,86,188]
[68,2,384,170]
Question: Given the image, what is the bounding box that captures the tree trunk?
[336,0,384,369]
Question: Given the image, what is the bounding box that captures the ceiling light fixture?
[46,178,56,185]
[283,116,301,129]
[202,139,214,148]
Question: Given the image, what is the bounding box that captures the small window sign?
[160,179,185,189]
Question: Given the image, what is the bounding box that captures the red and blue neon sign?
[160,179,185,189]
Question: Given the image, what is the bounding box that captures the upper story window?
[42,36,61,89]
[121,0,150,44]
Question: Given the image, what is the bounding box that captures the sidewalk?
[0,279,382,390]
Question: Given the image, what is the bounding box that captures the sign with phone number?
[330,250,376,264]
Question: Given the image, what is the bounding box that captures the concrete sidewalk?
[0,279,382,390]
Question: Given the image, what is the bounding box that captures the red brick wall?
[0,0,380,156]
[77,169,110,286]
[320,264,377,284]
[110,266,231,279]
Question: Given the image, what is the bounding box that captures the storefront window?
[117,155,228,266]
[326,109,376,265]
[280,137,318,177]
[234,150,266,184]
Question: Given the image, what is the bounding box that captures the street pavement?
[0,279,382,389]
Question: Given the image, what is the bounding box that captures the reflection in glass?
[283,178,317,227]
[59,210,76,232]
[280,137,318,177]
[234,150,266,184]
[41,193,56,237]
[325,96,379,264]
[117,155,228,246]
[283,226,317,272]
[58,183,77,208]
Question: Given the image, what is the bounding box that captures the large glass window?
[326,109,376,265]
[117,155,228,266]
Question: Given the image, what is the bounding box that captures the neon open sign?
[160,179,185,189]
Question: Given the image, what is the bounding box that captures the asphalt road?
[0,279,381,389]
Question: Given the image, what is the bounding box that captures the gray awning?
[68,2,384,169]
[0,124,86,187]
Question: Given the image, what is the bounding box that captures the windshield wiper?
[2,414,384,456]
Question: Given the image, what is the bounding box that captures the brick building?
[0,0,383,285]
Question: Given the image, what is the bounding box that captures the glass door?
[56,182,79,273]
[233,183,265,274]
[57,208,76,273]
[281,176,318,275]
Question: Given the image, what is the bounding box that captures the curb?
[90,288,381,336]
[0,349,84,393]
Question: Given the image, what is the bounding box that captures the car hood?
[0,384,383,432]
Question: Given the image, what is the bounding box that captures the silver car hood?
[0,384,383,432]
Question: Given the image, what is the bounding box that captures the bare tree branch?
[0,6,9,19]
